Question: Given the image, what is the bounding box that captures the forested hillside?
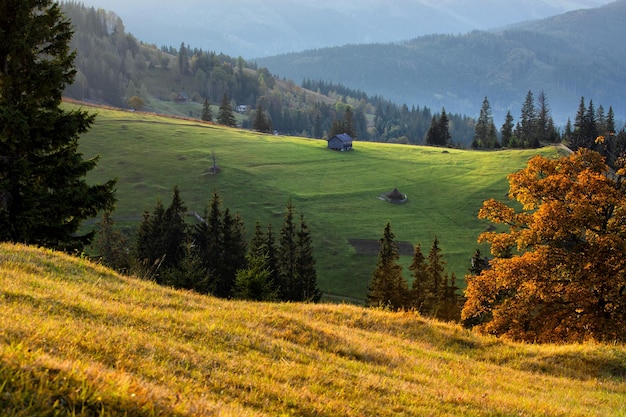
[60,2,477,145]
[256,0,626,125]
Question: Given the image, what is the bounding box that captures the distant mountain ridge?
[256,0,626,124]
[77,0,609,58]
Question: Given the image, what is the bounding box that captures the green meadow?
[77,104,562,301]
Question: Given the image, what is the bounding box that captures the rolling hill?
[75,103,562,301]
[2,242,625,416]
[256,0,626,124]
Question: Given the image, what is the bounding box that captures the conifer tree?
[278,200,298,301]
[252,104,270,132]
[409,243,428,310]
[201,98,213,122]
[136,201,166,278]
[217,93,237,127]
[265,222,281,295]
[500,111,515,148]
[516,90,539,148]
[424,236,446,316]
[473,97,499,149]
[0,0,116,251]
[367,222,409,310]
[215,209,247,298]
[92,210,129,272]
[296,214,322,302]
[161,185,187,270]
[233,254,278,301]
[191,190,223,292]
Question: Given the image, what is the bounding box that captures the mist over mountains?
[76,0,609,58]
[74,0,623,126]
[257,0,626,124]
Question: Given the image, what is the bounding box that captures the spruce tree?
[424,236,446,316]
[500,111,515,148]
[92,210,129,272]
[252,104,270,132]
[265,222,281,296]
[233,254,278,301]
[473,97,498,149]
[161,186,187,270]
[516,90,538,148]
[409,243,428,311]
[0,0,116,251]
[296,214,321,302]
[367,222,409,310]
[135,201,167,278]
[217,93,237,127]
[278,200,298,301]
[201,99,213,122]
[216,209,247,298]
[191,190,223,291]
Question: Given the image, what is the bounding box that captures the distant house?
[236,105,248,113]
[174,92,189,103]
[327,133,353,151]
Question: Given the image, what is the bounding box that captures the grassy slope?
[1,242,625,416]
[77,104,563,301]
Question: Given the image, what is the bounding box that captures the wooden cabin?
[327,133,353,151]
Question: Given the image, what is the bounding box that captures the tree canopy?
[462,149,626,342]
[0,0,116,251]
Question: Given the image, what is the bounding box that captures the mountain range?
[255,0,626,124]
[77,0,609,58]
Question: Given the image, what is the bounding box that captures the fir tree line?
[93,188,321,303]
[366,222,461,321]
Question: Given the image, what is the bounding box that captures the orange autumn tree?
[462,148,626,342]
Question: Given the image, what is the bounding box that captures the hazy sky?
[74,0,615,57]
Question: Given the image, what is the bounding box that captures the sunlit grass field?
[1,242,625,416]
[76,104,562,301]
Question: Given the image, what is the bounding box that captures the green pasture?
[77,104,561,301]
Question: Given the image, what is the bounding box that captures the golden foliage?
[464,149,626,342]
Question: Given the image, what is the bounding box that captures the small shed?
[380,187,408,204]
[327,133,353,151]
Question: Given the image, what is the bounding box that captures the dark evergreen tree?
[472,97,499,149]
[426,108,450,146]
[469,248,489,276]
[161,185,187,270]
[424,236,446,317]
[136,201,166,278]
[500,111,515,148]
[515,90,539,148]
[178,42,189,75]
[252,104,271,132]
[161,240,211,293]
[366,222,409,310]
[217,93,237,127]
[215,209,247,298]
[201,99,213,122]
[343,106,356,138]
[0,0,116,251]
[233,254,278,301]
[437,108,451,146]
[296,214,322,302]
[92,210,129,272]
[277,200,298,301]
[191,190,223,291]
[571,96,589,150]
[409,243,428,311]
[265,222,281,295]
[248,220,266,258]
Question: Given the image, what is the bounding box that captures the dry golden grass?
[1,242,625,416]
